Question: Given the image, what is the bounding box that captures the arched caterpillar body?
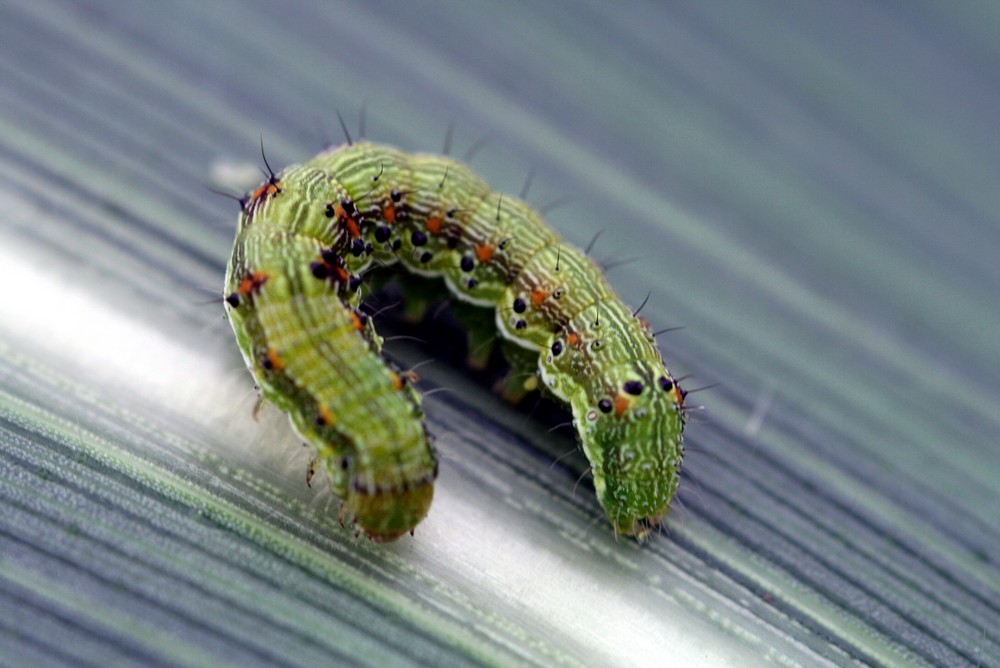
[224,141,686,541]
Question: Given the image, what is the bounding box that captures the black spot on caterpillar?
[224,140,686,542]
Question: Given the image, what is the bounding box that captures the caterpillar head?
[579,369,686,540]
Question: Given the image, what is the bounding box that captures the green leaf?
[1,1,997,666]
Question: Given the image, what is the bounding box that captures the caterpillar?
[224,140,687,542]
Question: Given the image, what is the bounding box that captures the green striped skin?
[225,141,686,541]
[225,166,436,541]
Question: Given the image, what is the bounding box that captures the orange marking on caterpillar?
[613,394,631,417]
[382,204,397,223]
[566,332,581,347]
[343,215,361,238]
[265,348,285,371]
[238,271,269,296]
[670,385,685,410]
[530,288,550,308]
[317,403,336,427]
[348,311,364,331]
[390,372,404,391]
[426,217,443,234]
[333,204,362,238]
[250,181,282,205]
[474,243,494,263]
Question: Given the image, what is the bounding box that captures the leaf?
[1,1,997,666]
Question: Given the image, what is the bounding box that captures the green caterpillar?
[224,140,687,541]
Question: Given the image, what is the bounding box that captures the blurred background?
[1,2,998,666]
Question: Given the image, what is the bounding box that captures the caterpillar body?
[224,141,686,542]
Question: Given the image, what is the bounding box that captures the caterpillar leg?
[394,276,443,323]
[450,300,499,370]
[251,394,266,421]
[306,456,317,488]
[495,340,540,404]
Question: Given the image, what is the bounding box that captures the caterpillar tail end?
[615,513,665,543]
[342,481,435,543]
